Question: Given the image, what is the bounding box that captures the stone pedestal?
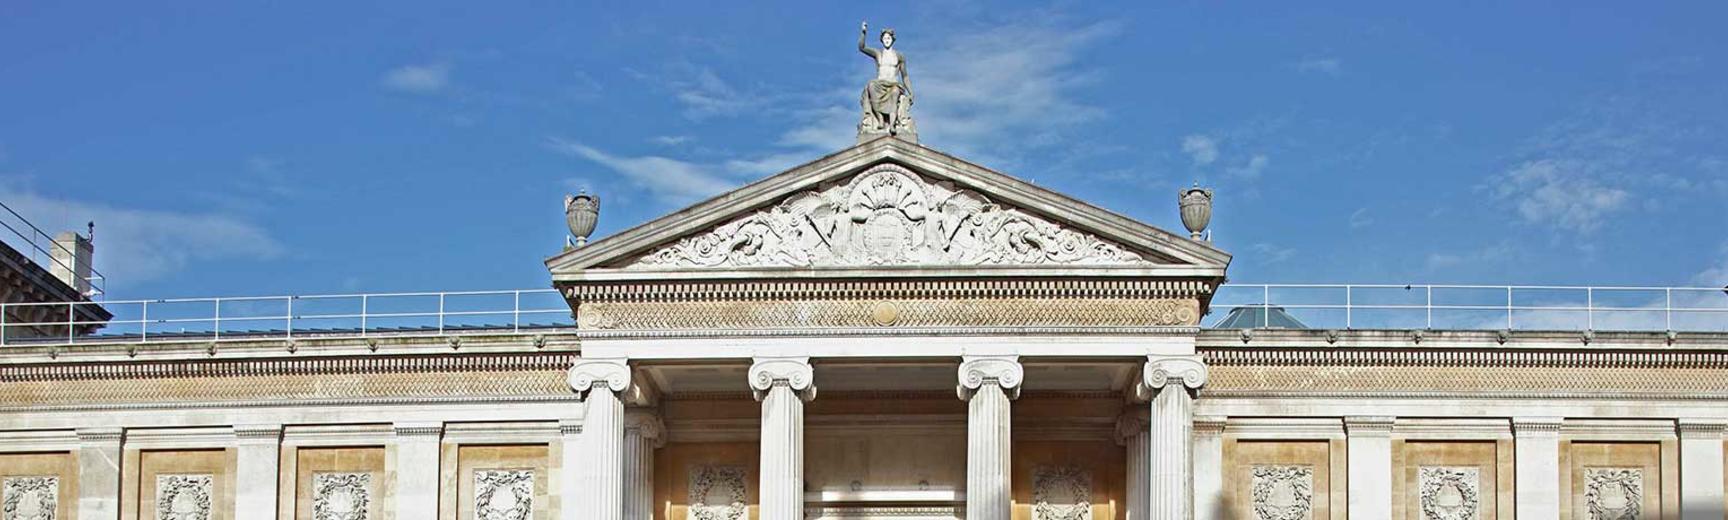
[958,356,1022,520]
[1143,356,1206,520]
[76,428,123,520]
[1679,420,1727,520]
[391,422,444,520]
[233,424,282,519]
[751,358,816,520]
[1345,417,1394,520]
[1513,417,1563,520]
[570,359,634,520]
[623,411,665,520]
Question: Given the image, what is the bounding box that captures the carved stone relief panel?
[688,465,748,520]
[312,472,371,520]
[2,476,57,520]
[1251,465,1313,520]
[1031,466,1092,520]
[1582,468,1642,520]
[473,470,534,520]
[155,474,213,520]
[1417,467,1480,520]
[626,164,1151,269]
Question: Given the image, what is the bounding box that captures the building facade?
[2,137,1727,520]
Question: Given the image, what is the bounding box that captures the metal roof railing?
[0,201,105,298]
[0,284,1725,347]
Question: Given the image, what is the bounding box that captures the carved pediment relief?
[625,164,1150,269]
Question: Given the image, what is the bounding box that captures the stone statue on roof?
[858,21,918,143]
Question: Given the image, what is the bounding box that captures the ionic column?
[958,356,1022,520]
[1117,413,1150,520]
[1143,355,1207,520]
[391,422,444,519]
[751,357,816,520]
[623,410,666,520]
[1192,416,1227,520]
[1513,417,1563,520]
[1678,420,1726,520]
[569,359,633,520]
[76,427,123,520]
[1345,416,1395,520]
[233,424,283,519]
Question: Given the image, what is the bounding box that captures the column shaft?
[1124,427,1150,520]
[1149,381,1193,519]
[1679,421,1726,520]
[623,412,664,520]
[233,425,283,519]
[966,382,1013,520]
[76,428,123,520]
[1513,418,1562,520]
[760,384,806,520]
[582,390,626,520]
[391,422,444,519]
[1345,417,1394,520]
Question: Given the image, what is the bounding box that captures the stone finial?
[1179,183,1213,241]
[565,191,600,249]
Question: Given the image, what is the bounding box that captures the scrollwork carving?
[958,356,1023,400]
[1583,467,1641,520]
[312,472,370,520]
[1031,466,1092,520]
[1144,356,1208,391]
[1418,466,1479,520]
[627,164,1148,269]
[474,470,534,520]
[1250,465,1313,520]
[155,474,213,520]
[2,476,56,520]
[748,358,815,401]
[567,359,632,395]
[688,466,747,520]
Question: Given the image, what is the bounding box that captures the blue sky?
[2,1,1725,301]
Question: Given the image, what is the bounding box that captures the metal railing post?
[438,293,446,334]
[1665,288,1673,331]
[1425,286,1433,329]
[1505,287,1513,330]
[513,291,522,332]
[1586,287,1594,331]
[1,303,8,347]
[286,296,294,339]
[141,301,150,342]
[66,302,74,344]
[1262,285,1270,328]
[360,294,369,337]
[1345,285,1353,330]
[213,298,222,341]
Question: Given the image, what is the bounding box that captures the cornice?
[577,326,1199,340]
[0,351,579,382]
[566,278,1215,302]
[0,394,580,414]
[1202,348,1728,368]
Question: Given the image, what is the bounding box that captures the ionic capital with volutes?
[750,357,816,401]
[1139,355,1207,397]
[569,358,633,396]
[958,355,1023,400]
[624,409,668,448]
[1115,411,1150,446]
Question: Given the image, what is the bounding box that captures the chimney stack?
[50,231,94,296]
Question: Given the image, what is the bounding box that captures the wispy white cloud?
[1425,241,1515,271]
[1228,154,1270,180]
[381,63,451,94]
[546,137,742,206]
[1489,159,1629,233]
[651,135,692,147]
[1250,243,1296,264]
[1181,135,1219,166]
[1349,207,1373,229]
[1293,57,1342,76]
[667,66,765,120]
[0,182,283,286]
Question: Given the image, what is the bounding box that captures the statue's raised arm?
[858,21,878,58]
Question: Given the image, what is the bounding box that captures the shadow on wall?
[1204,500,1237,519]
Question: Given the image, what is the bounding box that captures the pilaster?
[569,358,633,520]
[959,356,1022,520]
[557,419,583,520]
[1513,417,1563,520]
[1345,416,1394,520]
[1678,420,1726,520]
[391,421,444,520]
[233,424,283,520]
[751,357,815,520]
[623,410,665,520]
[1143,355,1206,520]
[1192,416,1227,520]
[76,427,123,520]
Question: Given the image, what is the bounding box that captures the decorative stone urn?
[1179,184,1213,240]
[565,191,600,248]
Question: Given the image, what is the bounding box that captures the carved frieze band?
[625,164,1154,269]
[0,369,572,409]
[1203,348,1728,369]
[0,352,578,383]
[578,297,1200,330]
[566,279,1214,302]
[1206,364,1728,398]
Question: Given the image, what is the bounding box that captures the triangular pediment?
[547,138,1229,280]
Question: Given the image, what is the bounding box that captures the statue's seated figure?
[858,22,917,142]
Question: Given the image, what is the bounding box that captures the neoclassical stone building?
[3,112,1728,519]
